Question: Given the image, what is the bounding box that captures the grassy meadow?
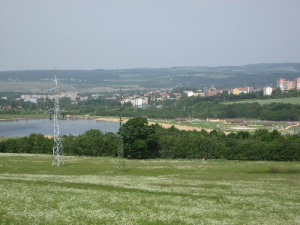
[223,96,300,105]
[0,154,299,225]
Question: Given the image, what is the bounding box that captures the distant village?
[3,77,299,110]
[118,77,300,107]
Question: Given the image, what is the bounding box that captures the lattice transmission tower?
[52,76,63,166]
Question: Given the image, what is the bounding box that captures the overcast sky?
[0,0,299,71]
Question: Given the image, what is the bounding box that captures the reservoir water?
[0,119,119,137]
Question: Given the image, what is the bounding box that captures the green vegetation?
[119,117,159,159]
[1,118,300,161]
[0,114,48,119]
[224,96,300,105]
[121,97,300,121]
[149,118,268,131]
[0,154,299,224]
[149,118,223,129]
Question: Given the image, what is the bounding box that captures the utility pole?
[52,76,63,166]
[117,93,125,172]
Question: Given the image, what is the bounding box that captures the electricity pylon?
[52,76,63,166]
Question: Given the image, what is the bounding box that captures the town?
[8,76,300,109]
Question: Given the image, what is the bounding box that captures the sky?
[0,0,300,71]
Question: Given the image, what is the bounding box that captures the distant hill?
[0,63,300,92]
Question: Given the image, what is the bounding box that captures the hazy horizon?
[1,62,300,72]
[1,0,300,71]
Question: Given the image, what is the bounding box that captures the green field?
[0,154,299,224]
[149,118,276,133]
[0,81,73,93]
[224,97,300,105]
[0,114,48,120]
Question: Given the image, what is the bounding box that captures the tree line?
[1,117,299,161]
[2,89,300,121]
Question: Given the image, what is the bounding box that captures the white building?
[24,98,38,103]
[121,97,148,106]
[132,98,143,106]
[263,86,273,96]
[184,91,195,97]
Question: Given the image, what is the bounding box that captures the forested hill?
[1,63,300,90]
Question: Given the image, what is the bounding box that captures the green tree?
[75,129,105,156]
[102,132,119,157]
[118,117,159,159]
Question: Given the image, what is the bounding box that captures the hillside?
[0,63,300,92]
[0,154,299,224]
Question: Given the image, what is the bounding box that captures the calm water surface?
[0,119,119,137]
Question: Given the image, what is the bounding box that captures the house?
[196,90,205,97]
[106,97,116,100]
[183,91,195,97]
[204,86,223,97]
[263,86,273,96]
[173,93,182,99]
[232,87,253,95]
[161,93,170,99]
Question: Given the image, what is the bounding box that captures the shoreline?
[95,116,208,132]
[0,115,209,132]
[0,115,265,133]
[95,117,128,123]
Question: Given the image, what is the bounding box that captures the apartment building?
[121,97,148,106]
[277,77,300,91]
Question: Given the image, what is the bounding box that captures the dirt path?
[148,121,209,131]
[95,117,211,132]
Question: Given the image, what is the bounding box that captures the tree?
[118,117,159,159]
[271,88,283,97]
[102,132,119,157]
[77,129,105,156]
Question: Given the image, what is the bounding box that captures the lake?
[0,119,119,137]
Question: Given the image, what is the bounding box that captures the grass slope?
[224,96,300,105]
[0,154,299,224]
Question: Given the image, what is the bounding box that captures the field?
[224,97,300,105]
[0,81,73,93]
[148,118,277,133]
[0,154,299,224]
